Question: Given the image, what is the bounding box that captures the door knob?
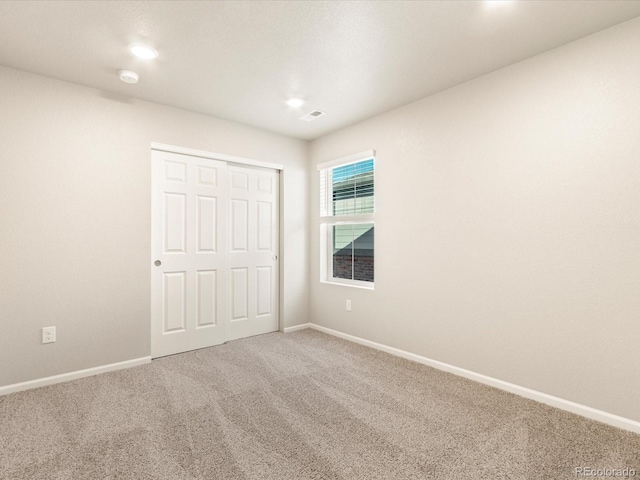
[154,260,162,266]
[272,255,278,261]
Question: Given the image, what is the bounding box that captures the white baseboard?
[4,326,639,435]
[306,323,640,435]
[283,323,312,333]
[0,357,151,397]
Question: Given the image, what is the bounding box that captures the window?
[318,150,375,288]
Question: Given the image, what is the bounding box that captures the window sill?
[320,280,374,290]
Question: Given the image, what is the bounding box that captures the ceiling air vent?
[299,110,327,122]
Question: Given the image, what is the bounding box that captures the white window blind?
[320,158,375,217]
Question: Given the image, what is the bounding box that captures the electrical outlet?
[42,326,56,344]
[346,299,352,312]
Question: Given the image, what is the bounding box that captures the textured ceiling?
[1,1,639,140]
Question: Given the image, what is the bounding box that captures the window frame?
[318,150,376,289]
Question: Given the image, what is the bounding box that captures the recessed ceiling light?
[286,97,305,108]
[129,43,159,60]
[118,70,139,84]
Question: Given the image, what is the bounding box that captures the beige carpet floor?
[1,329,638,479]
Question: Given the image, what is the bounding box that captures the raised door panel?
[164,193,186,253]
[197,195,217,253]
[231,199,248,252]
[164,161,187,183]
[256,266,272,316]
[257,176,272,194]
[231,171,249,190]
[231,267,248,321]
[163,272,186,333]
[256,201,272,251]
[196,270,217,327]
[197,166,217,186]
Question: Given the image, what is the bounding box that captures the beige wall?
[309,18,640,422]
[0,66,308,386]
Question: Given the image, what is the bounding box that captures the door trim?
[151,143,284,171]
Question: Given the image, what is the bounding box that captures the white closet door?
[151,150,229,358]
[227,165,280,341]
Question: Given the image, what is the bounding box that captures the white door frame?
[150,142,284,355]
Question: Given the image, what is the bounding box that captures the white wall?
[309,18,640,422]
[0,66,308,387]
